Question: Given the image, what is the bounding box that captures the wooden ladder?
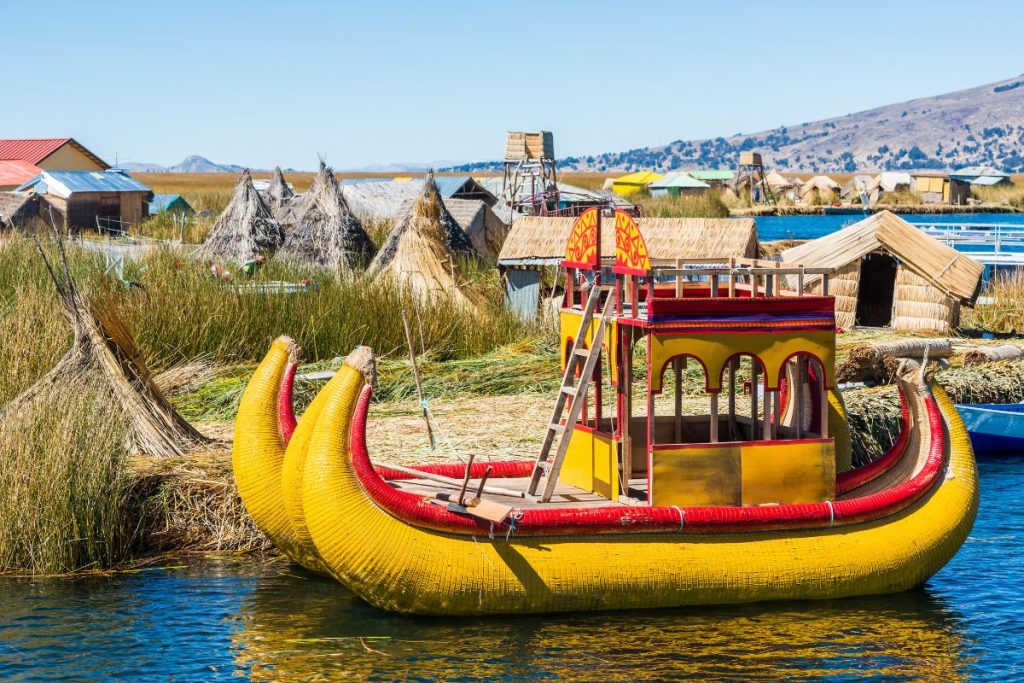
[527,283,615,502]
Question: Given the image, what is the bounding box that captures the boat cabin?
[550,209,838,507]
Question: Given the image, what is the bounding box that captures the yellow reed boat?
[233,209,978,615]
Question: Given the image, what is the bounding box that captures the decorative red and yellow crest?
[614,210,651,274]
[562,208,599,269]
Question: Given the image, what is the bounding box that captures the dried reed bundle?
[366,171,481,307]
[2,229,207,457]
[198,169,283,265]
[964,344,1024,365]
[265,166,294,211]
[277,162,376,274]
[837,338,952,384]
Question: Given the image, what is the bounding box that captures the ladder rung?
[560,386,577,396]
[550,422,565,433]
[574,348,590,358]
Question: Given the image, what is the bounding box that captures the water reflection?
[232,569,972,682]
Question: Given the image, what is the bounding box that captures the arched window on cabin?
[718,353,771,442]
[778,352,829,440]
[650,354,713,446]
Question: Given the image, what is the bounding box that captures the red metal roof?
[0,138,108,168]
[0,160,42,188]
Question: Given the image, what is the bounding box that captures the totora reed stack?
[199,169,283,265]
[366,171,481,307]
[277,162,377,274]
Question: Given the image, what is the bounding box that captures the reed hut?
[366,172,481,307]
[199,169,283,265]
[0,192,39,229]
[445,198,509,258]
[498,216,758,318]
[276,162,376,274]
[781,211,984,333]
[799,175,840,204]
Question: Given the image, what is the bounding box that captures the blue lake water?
[755,212,1024,242]
[0,454,1021,681]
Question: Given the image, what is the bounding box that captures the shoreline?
[731,204,1023,217]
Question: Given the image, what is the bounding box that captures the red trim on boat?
[835,391,911,494]
[280,361,297,443]
[348,384,948,537]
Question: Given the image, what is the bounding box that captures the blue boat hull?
[956,403,1024,454]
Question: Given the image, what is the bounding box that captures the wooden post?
[728,358,737,440]
[822,274,830,296]
[673,357,683,442]
[402,309,434,449]
[762,374,772,441]
[750,273,758,298]
[621,329,633,492]
[711,270,719,297]
[820,375,830,438]
[728,258,736,298]
[675,258,683,297]
[710,392,719,443]
[796,358,806,438]
[750,360,759,441]
[798,267,805,297]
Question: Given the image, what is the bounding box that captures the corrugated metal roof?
[950,166,1011,184]
[0,139,71,163]
[612,171,663,185]
[686,169,735,181]
[649,173,710,189]
[0,138,109,169]
[17,170,151,197]
[149,194,193,213]
[0,160,42,187]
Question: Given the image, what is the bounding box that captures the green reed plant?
[0,379,135,573]
[637,191,730,218]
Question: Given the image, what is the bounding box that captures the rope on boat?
[672,505,685,532]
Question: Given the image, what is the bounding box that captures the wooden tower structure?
[737,151,775,206]
[501,131,558,215]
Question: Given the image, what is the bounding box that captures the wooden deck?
[390,475,650,509]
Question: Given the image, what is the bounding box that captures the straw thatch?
[276,162,376,274]
[0,192,39,229]
[265,167,294,212]
[782,211,984,332]
[498,216,758,263]
[764,171,795,190]
[199,170,283,265]
[446,198,509,258]
[799,175,840,204]
[366,172,481,307]
[837,339,953,384]
[965,344,1024,365]
[2,230,207,457]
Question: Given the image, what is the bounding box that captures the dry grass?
[962,270,1024,334]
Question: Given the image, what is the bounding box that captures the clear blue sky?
[4,0,1023,170]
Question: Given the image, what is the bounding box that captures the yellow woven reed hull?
[232,337,324,574]
[301,356,978,616]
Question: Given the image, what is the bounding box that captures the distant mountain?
[120,155,245,173]
[449,73,1024,174]
[341,160,470,173]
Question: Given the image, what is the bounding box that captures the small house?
[781,211,983,333]
[867,172,912,204]
[16,170,153,231]
[950,166,1012,187]
[497,216,758,319]
[648,173,710,198]
[910,172,952,204]
[149,194,194,217]
[799,176,840,204]
[840,175,872,203]
[611,171,664,197]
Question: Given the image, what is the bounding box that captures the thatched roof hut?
[366,173,480,307]
[0,192,38,229]
[764,171,795,190]
[799,175,840,204]
[445,197,509,258]
[199,170,283,265]
[781,210,984,333]
[498,216,758,318]
[276,162,376,273]
[265,167,294,209]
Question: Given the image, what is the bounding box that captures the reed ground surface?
[3,172,1024,572]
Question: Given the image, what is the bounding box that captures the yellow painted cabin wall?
[37,144,105,171]
[651,439,836,507]
[560,427,619,500]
